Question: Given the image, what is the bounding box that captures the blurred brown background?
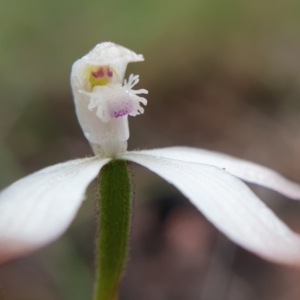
[1,0,300,299]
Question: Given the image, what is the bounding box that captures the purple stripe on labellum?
[111,108,131,118]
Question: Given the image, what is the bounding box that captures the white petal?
[71,42,144,95]
[0,156,110,263]
[122,152,300,266]
[78,42,144,80]
[133,147,300,200]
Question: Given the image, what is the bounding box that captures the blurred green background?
[1,0,300,299]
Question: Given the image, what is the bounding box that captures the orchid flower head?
[1,42,300,270]
[71,42,148,157]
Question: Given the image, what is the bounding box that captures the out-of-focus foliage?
[1,0,300,299]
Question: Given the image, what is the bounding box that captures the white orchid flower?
[1,42,300,270]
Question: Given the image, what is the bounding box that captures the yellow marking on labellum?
[88,65,115,88]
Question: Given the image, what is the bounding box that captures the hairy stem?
[94,160,132,300]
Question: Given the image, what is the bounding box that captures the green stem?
[94,160,132,300]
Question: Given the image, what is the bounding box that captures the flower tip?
[83,42,144,65]
[136,53,145,61]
